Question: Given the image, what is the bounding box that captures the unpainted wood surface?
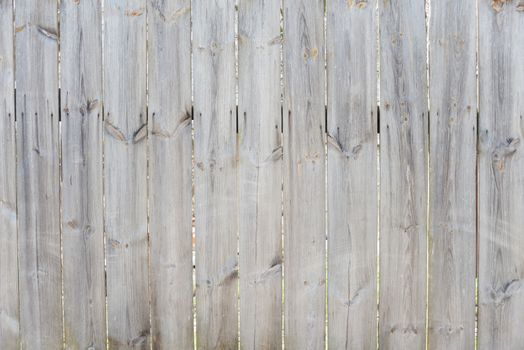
[427,0,477,348]
[147,0,193,348]
[478,1,524,349]
[193,0,238,348]
[283,0,326,348]
[103,0,149,347]
[60,0,106,348]
[15,0,62,348]
[378,0,428,348]
[327,1,377,349]
[238,0,283,348]
[0,0,18,346]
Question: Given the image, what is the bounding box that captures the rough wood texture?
[478,1,524,349]
[378,0,428,348]
[0,0,18,345]
[193,0,238,348]
[103,0,149,347]
[60,0,105,348]
[147,0,193,348]
[427,0,477,348]
[327,1,377,349]
[15,0,62,348]
[283,0,326,348]
[238,0,282,348]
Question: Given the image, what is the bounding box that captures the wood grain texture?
[147,0,193,348]
[478,1,524,349]
[378,0,428,348]
[193,0,238,348]
[238,0,282,348]
[283,0,326,348]
[60,0,106,348]
[326,1,377,348]
[15,0,62,348]
[0,0,18,345]
[427,0,477,348]
[103,0,149,347]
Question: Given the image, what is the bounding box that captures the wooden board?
[326,1,377,348]
[14,0,62,348]
[60,0,106,348]
[427,0,477,348]
[238,0,282,348]
[147,0,193,348]
[478,1,524,348]
[103,0,149,347]
[378,0,428,348]
[283,0,326,348]
[0,0,18,345]
[192,0,238,348]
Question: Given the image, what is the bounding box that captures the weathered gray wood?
[327,1,377,348]
[60,0,106,348]
[238,0,282,348]
[0,0,18,345]
[147,0,193,348]
[478,2,524,349]
[14,0,62,348]
[378,0,428,348]
[193,0,238,348]
[103,0,149,347]
[283,0,326,348]
[427,0,477,348]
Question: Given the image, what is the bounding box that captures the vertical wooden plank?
[283,0,326,348]
[193,0,238,348]
[326,0,377,348]
[238,0,282,348]
[427,0,477,348]
[478,1,524,349]
[147,0,193,348]
[60,0,105,347]
[14,0,62,348]
[103,0,149,347]
[0,0,18,346]
[378,0,428,348]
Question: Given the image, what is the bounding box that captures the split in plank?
[327,0,378,348]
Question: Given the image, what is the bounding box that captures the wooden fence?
[0,0,523,349]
